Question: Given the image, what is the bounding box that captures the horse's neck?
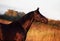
[16,13,34,32]
[22,18,33,32]
[18,17,33,31]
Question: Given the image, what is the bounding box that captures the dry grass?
[26,20,60,41]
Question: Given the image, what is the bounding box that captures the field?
[26,20,60,41]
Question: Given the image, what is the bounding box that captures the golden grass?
[26,20,60,41]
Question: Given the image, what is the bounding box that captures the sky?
[0,0,60,20]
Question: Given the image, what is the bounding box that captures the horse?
[0,8,48,41]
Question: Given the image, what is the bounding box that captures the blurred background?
[0,0,60,20]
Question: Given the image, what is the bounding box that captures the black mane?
[15,11,34,25]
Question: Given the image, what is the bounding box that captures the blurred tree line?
[0,9,25,21]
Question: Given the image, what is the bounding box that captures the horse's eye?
[41,18,45,22]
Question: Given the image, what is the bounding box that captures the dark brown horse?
[0,8,48,41]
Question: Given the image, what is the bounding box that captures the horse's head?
[33,8,48,24]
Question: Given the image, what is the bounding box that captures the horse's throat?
[22,19,33,31]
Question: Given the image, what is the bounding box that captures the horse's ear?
[36,8,39,11]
